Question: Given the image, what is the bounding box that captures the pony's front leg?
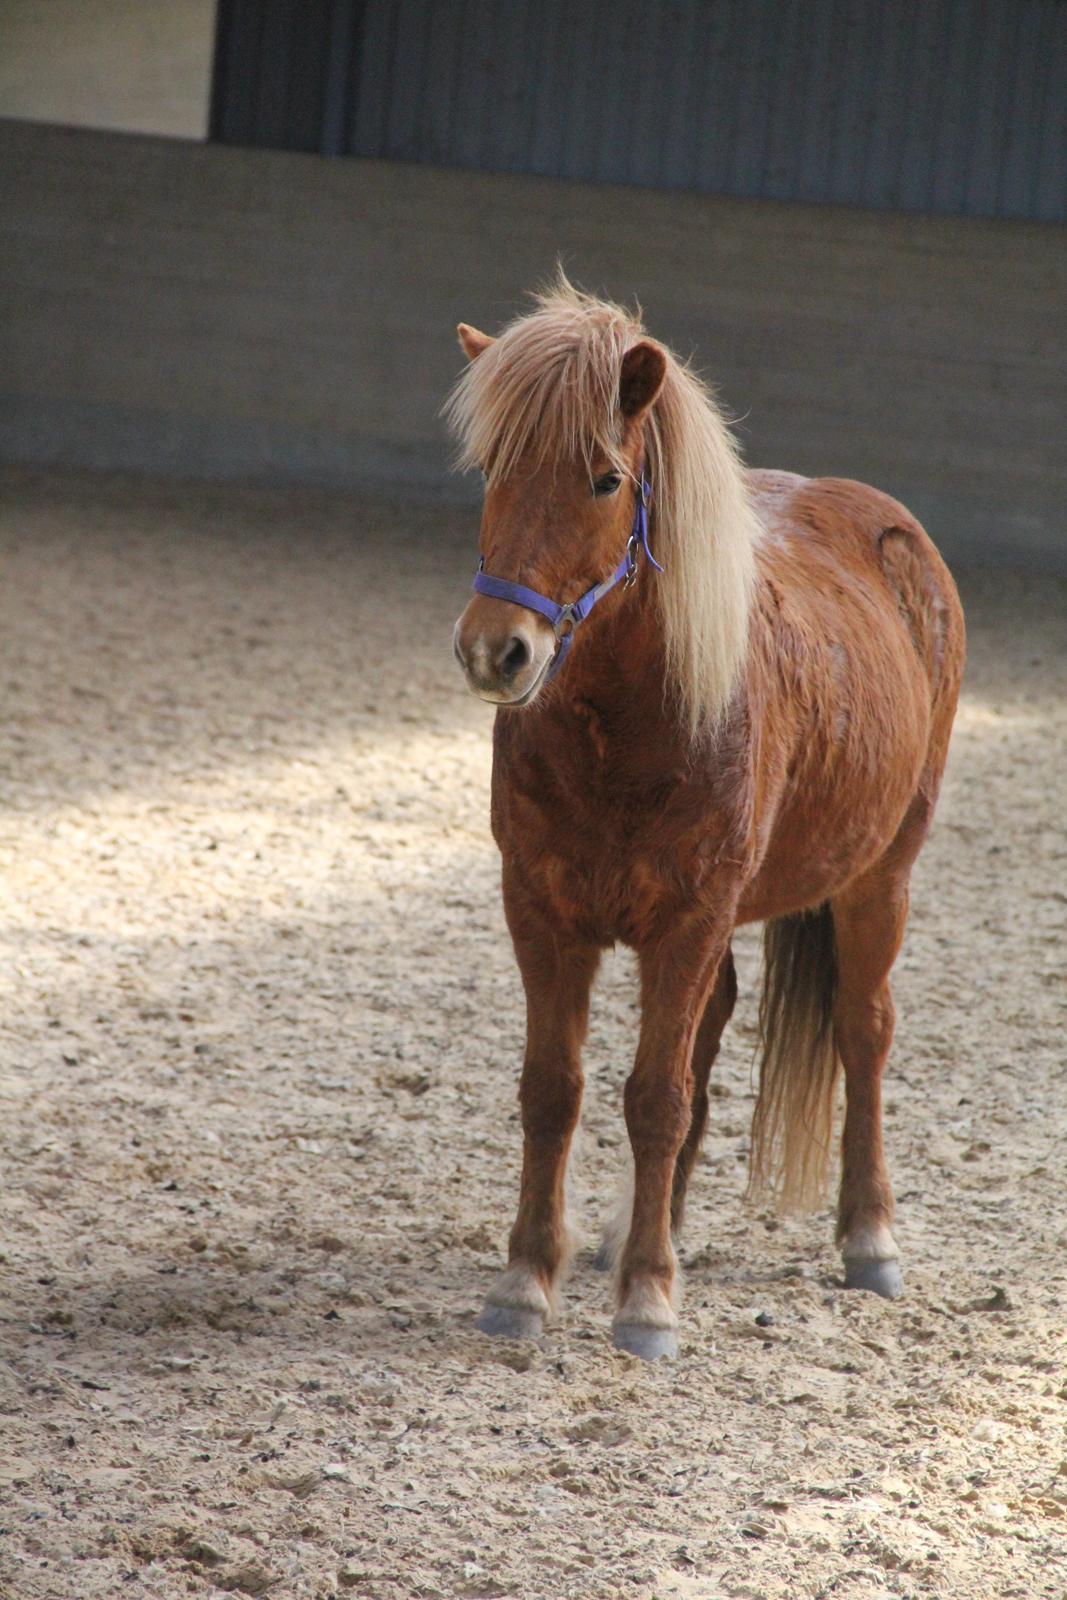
[614,930,730,1360]
[476,896,600,1341]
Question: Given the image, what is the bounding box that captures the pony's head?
[449,316,665,707]
[445,276,759,739]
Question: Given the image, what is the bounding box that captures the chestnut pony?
[448,278,964,1359]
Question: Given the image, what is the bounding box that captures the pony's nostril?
[500,635,531,677]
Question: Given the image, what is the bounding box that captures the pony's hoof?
[844,1257,903,1299]
[476,1303,544,1340]
[611,1321,678,1361]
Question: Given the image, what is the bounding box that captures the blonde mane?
[444,275,761,740]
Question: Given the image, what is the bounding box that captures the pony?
[447,275,964,1360]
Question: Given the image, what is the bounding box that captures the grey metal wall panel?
[4,120,1065,567]
[211,0,1067,222]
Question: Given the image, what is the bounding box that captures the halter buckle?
[623,534,640,588]
[554,602,579,639]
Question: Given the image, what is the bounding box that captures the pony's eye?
[592,472,622,497]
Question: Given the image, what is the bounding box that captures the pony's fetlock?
[484,1261,552,1315]
[615,1276,678,1330]
[476,1262,552,1341]
[612,1280,679,1361]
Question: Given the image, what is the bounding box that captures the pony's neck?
[556,580,692,752]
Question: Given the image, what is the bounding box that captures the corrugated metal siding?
[210,0,1067,222]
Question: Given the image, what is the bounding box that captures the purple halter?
[472,473,662,682]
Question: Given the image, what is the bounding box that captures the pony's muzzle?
[453,598,555,705]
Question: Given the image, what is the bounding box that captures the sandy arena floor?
[0,467,1065,1600]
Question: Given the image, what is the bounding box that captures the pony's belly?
[738,753,925,924]
[739,822,894,924]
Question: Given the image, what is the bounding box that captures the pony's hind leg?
[476,893,600,1341]
[831,873,911,1299]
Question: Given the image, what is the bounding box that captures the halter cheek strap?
[472,474,662,682]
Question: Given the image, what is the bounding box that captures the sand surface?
[1,468,1065,1600]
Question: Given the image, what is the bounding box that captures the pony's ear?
[619,340,667,419]
[457,323,495,362]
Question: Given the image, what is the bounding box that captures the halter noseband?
[471,473,662,683]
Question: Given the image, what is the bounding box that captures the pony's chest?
[491,713,739,943]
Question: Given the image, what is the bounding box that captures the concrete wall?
[0,0,214,139]
[1,119,1064,569]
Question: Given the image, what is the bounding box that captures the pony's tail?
[747,904,840,1211]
